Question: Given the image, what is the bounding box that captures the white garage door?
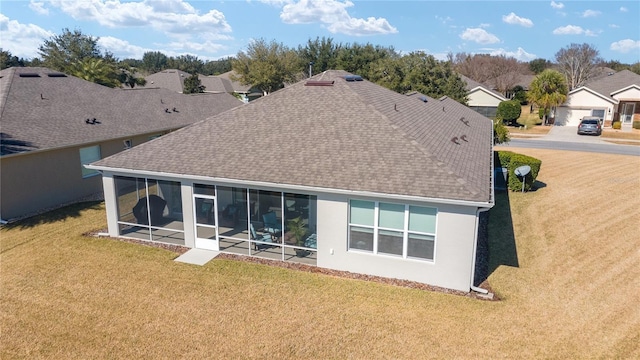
[555,108,591,126]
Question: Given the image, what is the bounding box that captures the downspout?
[470,134,495,294]
[470,207,491,294]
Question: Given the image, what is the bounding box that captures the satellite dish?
[514,165,531,177]
[514,165,531,192]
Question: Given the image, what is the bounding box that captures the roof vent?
[19,73,41,78]
[460,135,468,142]
[85,118,101,125]
[47,73,67,77]
[344,75,363,82]
[451,137,460,145]
[418,96,428,103]
[459,117,470,126]
[305,80,334,86]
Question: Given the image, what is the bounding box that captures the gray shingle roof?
[93,70,493,203]
[141,69,191,93]
[199,75,235,93]
[0,67,243,155]
[582,70,640,98]
[459,74,506,100]
[217,70,254,93]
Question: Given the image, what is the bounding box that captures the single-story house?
[216,70,263,102]
[87,70,495,293]
[0,67,242,221]
[555,70,640,127]
[459,74,507,118]
[141,69,262,103]
[140,69,191,93]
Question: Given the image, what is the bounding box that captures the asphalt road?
[501,138,640,156]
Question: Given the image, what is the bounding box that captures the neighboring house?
[484,72,535,99]
[142,69,262,103]
[198,75,235,94]
[87,70,495,293]
[141,69,191,93]
[555,70,640,127]
[217,70,263,102]
[0,67,242,221]
[460,74,507,118]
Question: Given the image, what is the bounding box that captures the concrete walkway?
[174,248,220,265]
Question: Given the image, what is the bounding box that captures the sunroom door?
[194,194,219,251]
[621,103,635,124]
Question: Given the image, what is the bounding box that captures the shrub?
[612,121,622,129]
[511,85,528,105]
[497,100,522,125]
[493,119,510,144]
[633,120,640,130]
[496,150,542,192]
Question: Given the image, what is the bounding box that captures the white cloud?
[29,1,49,15]
[166,40,226,54]
[552,25,584,35]
[0,14,54,59]
[620,7,628,12]
[435,15,453,25]
[279,0,397,36]
[584,29,598,37]
[48,0,232,35]
[479,23,491,28]
[97,36,153,59]
[610,39,640,53]
[550,1,564,9]
[258,0,293,6]
[459,28,500,44]
[581,10,601,18]
[488,47,537,62]
[609,24,620,28]
[502,12,533,27]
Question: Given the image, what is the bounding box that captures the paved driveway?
[543,125,606,144]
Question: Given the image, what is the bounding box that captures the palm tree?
[527,69,568,125]
[68,58,121,88]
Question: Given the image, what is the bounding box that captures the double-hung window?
[79,145,101,178]
[349,200,436,261]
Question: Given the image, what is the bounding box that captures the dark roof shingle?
[93,70,493,203]
[0,67,243,155]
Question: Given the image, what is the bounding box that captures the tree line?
[1,29,638,101]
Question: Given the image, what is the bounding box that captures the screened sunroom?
[113,175,318,265]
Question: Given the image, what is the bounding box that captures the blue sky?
[1,0,639,64]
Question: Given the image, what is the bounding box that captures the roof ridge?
[347,79,485,199]
[0,67,17,122]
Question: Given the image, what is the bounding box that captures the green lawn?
[2,149,639,358]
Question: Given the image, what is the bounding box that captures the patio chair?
[262,211,282,235]
[304,233,317,249]
[250,223,273,250]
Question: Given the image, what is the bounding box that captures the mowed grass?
[2,149,640,359]
[602,128,640,140]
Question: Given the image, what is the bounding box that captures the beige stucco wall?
[1,133,160,221]
[613,87,640,100]
[556,90,614,126]
[468,88,503,107]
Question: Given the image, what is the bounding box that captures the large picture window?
[79,145,101,178]
[349,200,436,261]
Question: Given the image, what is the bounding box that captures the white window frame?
[348,200,437,262]
[79,145,101,178]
